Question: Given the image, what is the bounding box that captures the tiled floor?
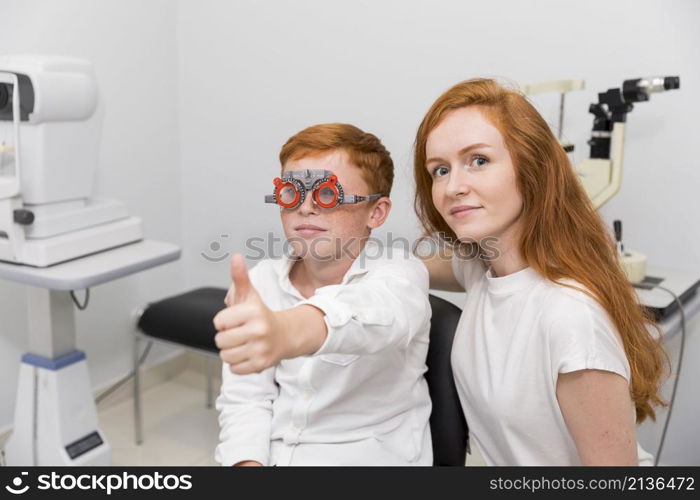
[99,370,220,466]
[98,369,486,466]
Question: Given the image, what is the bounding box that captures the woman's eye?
[432,166,449,177]
[470,156,488,168]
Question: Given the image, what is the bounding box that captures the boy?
[214,123,432,466]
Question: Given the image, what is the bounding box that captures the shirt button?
[303,393,312,401]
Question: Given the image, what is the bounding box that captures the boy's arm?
[215,258,279,465]
[214,254,429,374]
[298,256,431,356]
[215,363,278,466]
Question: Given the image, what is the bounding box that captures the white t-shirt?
[451,254,654,466]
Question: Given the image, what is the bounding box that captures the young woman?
[414,78,667,466]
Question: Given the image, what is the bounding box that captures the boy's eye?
[316,186,336,204]
[432,166,449,178]
[279,186,298,203]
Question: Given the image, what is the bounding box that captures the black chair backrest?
[426,294,469,466]
[138,287,226,353]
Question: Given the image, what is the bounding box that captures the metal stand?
[4,288,110,465]
[0,240,180,465]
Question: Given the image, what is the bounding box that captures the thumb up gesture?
[214,254,287,374]
[224,253,256,306]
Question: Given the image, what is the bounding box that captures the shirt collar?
[271,239,381,299]
[485,266,542,295]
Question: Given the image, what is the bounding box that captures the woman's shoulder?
[537,278,615,334]
[538,278,630,379]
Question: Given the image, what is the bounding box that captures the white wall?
[176,0,700,465]
[0,0,185,431]
[177,0,700,286]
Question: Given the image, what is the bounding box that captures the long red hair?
[414,78,668,423]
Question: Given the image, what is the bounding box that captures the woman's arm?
[418,246,465,292]
[556,369,639,465]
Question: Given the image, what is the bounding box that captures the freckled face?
[425,106,523,243]
[280,150,376,260]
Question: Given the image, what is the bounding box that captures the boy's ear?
[367,197,392,229]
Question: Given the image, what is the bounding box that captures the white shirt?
[215,241,433,466]
[450,254,654,466]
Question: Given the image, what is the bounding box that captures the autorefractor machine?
[0,55,179,466]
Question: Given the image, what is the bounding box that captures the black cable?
[95,340,153,406]
[67,286,153,407]
[633,283,686,466]
[70,288,90,310]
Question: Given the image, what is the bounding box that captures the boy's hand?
[214,254,288,374]
[224,283,234,307]
[213,254,327,374]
